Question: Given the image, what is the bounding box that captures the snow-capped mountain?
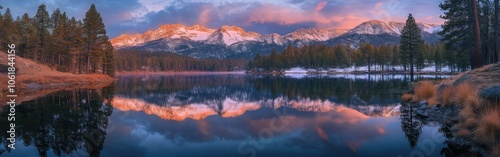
[206,25,261,46]
[110,24,215,47]
[345,20,441,35]
[110,20,442,59]
[285,28,349,42]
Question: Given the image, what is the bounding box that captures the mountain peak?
[220,25,243,31]
[110,20,441,58]
[285,28,348,42]
[206,25,262,46]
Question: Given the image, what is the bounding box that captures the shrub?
[401,93,414,102]
[414,81,436,101]
[473,107,500,145]
[455,83,479,108]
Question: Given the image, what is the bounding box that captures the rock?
[416,110,429,118]
[479,85,500,101]
[453,74,471,86]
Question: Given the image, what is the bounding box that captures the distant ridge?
[110,20,442,59]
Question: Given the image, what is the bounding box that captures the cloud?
[315,1,327,12]
[0,0,446,38]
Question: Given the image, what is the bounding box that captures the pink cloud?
[315,1,328,12]
[242,4,369,29]
[198,5,212,26]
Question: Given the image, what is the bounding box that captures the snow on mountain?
[261,33,286,45]
[346,20,405,35]
[110,24,216,48]
[110,20,442,58]
[284,28,348,42]
[206,25,261,46]
[346,20,441,35]
[420,23,442,33]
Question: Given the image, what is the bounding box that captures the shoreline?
[116,71,246,75]
[246,70,460,75]
[402,63,500,156]
[114,70,460,76]
[1,74,115,91]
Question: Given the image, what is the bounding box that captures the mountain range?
[110,20,442,59]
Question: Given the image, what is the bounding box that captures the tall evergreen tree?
[33,4,50,63]
[83,4,109,74]
[67,18,84,74]
[472,0,483,68]
[0,8,20,47]
[19,13,39,59]
[400,13,423,81]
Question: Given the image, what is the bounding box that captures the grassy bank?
[402,63,500,156]
[0,52,114,91]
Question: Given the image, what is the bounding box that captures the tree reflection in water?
[0,85,115,157]
[400,103,423,148]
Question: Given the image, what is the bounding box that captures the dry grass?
[17,74,114,89]
[0,52,114,90]
[401,93,415,102]
[440,85,455,106]
[0,52,68,76]
[414,81,436,100]
[427,97,440,107]
[473,106,500,145]
[454,83,480,108]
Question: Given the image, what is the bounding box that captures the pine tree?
[472,0,483,68]
[33,4,50,63]
[434,44,444,72]
[67,18,84,74]
[83,4,110,74]
[391,45,400,70]
[102,41,114,76]
[1,8,20,47]
[19,13,39,59]
[48,8,61,65]
[439,0,482,71]
[400,13,423,81]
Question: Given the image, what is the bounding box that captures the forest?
[0,4,114,76]
[250,0,500,72]
[114,50,248,72]
[248,43,448,72]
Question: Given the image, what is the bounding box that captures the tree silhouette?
[400,103,423,148]
[0,86,115,157]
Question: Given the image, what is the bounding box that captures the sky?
[0,0,445,38]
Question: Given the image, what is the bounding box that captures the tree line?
[0,4,114,76]
[440,0,500,70]
[247,43,454,72]
[115,50,248,72]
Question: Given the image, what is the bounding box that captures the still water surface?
[0,74,460,157]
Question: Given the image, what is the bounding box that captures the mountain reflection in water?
[1,74,472,157]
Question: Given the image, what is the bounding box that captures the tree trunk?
[410,30,414,82]
[495,0,499,63]
[472,0,483,69]
[87,46,91,74]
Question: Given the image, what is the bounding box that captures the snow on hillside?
[284,28,348,42]
[110,24,216,48]
[347,20,441,35]
[207,25,261,46]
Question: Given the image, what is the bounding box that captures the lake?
[1,74,465,157]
